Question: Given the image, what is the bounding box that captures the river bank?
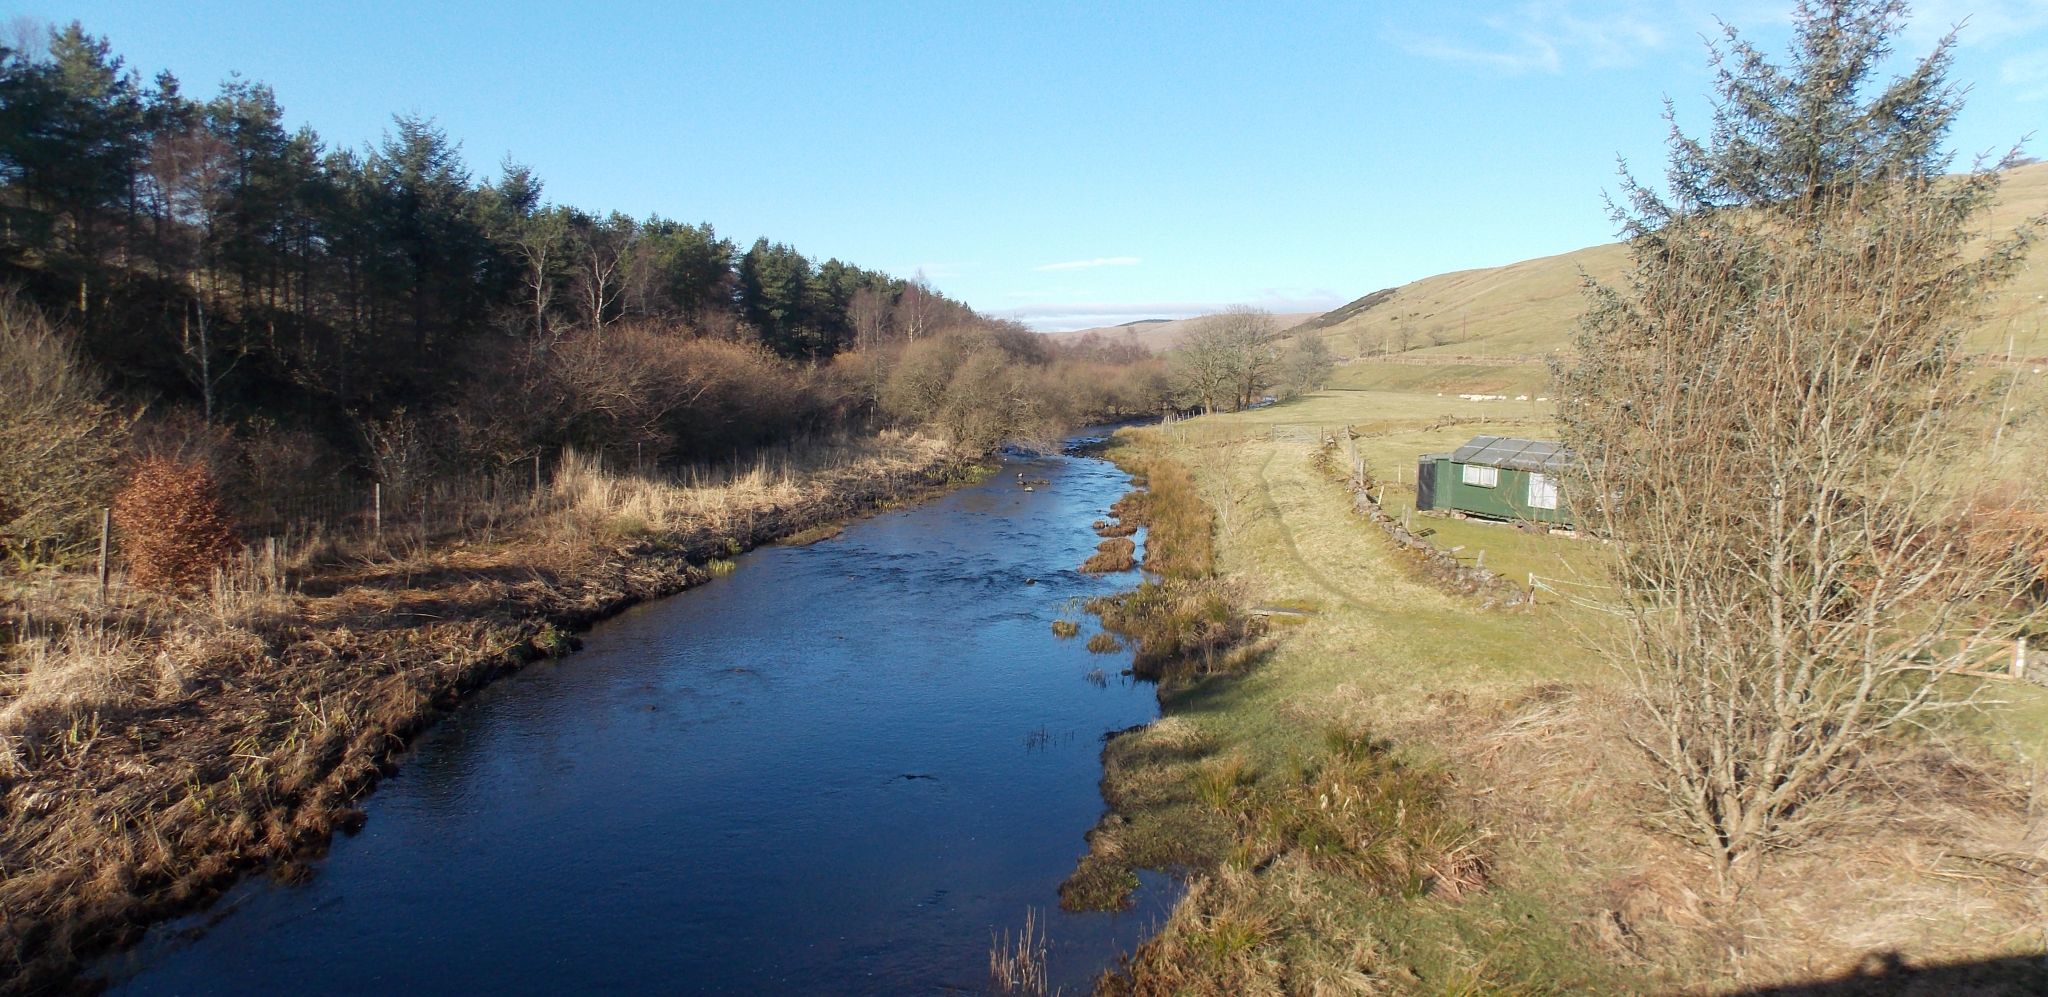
[1067,390,2048,995]
[0,431,979,994]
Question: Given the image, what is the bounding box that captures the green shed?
[1414,436,1570,526]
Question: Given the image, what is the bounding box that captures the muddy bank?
[0,436,979,995]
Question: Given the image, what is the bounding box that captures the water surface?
[101,439,1171,995]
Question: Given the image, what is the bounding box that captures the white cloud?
[1030,256,1142,272]
[1393,1,1670,75]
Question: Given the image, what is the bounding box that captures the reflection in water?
[102,439,1175,995]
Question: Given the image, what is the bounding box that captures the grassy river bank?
[0,431,981,994]
[1066,388,2048,995]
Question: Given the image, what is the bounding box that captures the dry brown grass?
[0,430,972,994]
[1352,680,2048,992]
[1080,537,1137,574]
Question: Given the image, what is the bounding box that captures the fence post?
[97,507,111,603]
[2017,637,2030,681]
[266,536,278,581]
[373,483,382,542]
[533,451,543,505]
[1528,572,1536,604]
[1476,549,1486,571]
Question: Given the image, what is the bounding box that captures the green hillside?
[1298,161,2048,365]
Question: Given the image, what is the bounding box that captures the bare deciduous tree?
[1557,0,2048,876]
[512,207,568,346]
[848,285,890,351]
[1170,306,1278,413]
[570,211,637,331]
[894,271,937,343]
[0,294,127,565]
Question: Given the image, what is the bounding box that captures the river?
[96,434,1172,995]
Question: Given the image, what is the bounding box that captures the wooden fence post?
[373,483,382,542]
[97,507,111,603]
[1528,572,1536,604]
[2016,637,2030,682]
[533,451,543,504]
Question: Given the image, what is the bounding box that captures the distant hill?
[1049,311,1326,352]
[1297,161,2048,361]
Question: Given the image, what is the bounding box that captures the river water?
[99,437,1173,995]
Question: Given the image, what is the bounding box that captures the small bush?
[1086,632,1123,654]
[1051,619,1080,639]
[0,294,126,566]
[112,457,239,591]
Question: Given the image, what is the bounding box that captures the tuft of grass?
[1080,537,1137,574]
[1086,632,1122,654]
[1193,754,1252,811]
[1087,580,1260,683]
[1050,619,1080,639]
[988,907,1049,996]
[705,558,736,577]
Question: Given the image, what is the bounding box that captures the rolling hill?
[1295,161,2048,363]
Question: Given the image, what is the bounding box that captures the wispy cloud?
[1030,256,1142,272]
[1393,2,1669,75]
[2003,48,2048,101]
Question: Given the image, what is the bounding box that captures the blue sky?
[23,1,2048,330]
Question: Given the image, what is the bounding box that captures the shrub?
[0,295,126,566]
[113,457,240,591]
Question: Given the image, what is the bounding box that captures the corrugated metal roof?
[1448,436,1572,473]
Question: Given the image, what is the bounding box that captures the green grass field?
[1094,385,2048,993]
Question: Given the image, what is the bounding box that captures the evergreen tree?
[1557,0,2040,874]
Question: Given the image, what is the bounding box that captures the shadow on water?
[96,429,1180,996]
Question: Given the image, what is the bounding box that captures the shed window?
[1527,472,1559,510]
[1460,464,1497,488]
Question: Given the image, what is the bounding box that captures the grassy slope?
[1297,161,2048,362]
[1097,389,2048,993]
